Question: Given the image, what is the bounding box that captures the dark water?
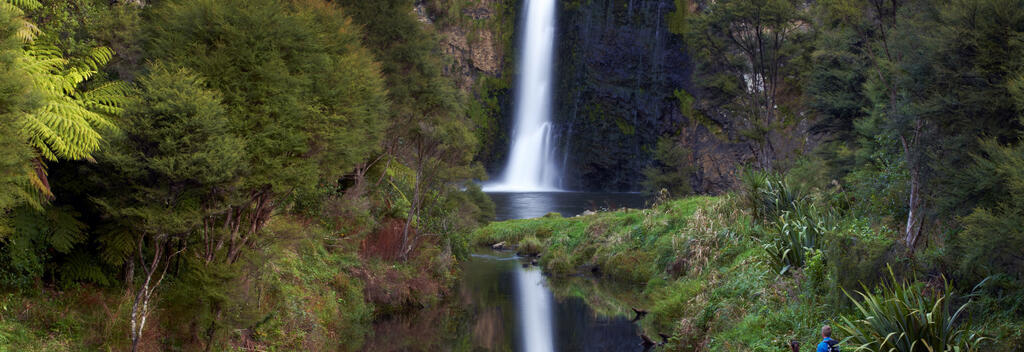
[487,192,649,220]
[362,193,653,351]
[363,252,649,352]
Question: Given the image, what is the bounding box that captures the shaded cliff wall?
[552,0,688,191]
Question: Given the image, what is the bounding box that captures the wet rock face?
[442,27,503,90]
[552,0,690,191]
[550,0,754,193]
[435,0,507,91]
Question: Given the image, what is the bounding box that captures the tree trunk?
[900,119,924,251]
[129,235,183,352]
[400,170,422,261]
[904,169,923,250]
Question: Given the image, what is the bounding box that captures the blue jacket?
[816,337,837,352]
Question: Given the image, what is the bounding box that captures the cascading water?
[516,266,555,352]
[485,0,561,192]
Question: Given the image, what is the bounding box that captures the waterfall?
[485,0,561,192]
[516,266,555,352]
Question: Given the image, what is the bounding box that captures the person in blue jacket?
[816,325,839,352]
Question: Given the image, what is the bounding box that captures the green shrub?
[839,268,988,352]
[517,236,543,256]
[827,232,895,303]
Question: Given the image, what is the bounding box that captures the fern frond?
[15,45,124,163]
[99,229,133,266]
[0,2,25,15]
[11,175,44,210]
[59,251,112,286]
[2,0,42,11]
[79,47,114,71]
[44,206,86,253]
[1,0,42,42]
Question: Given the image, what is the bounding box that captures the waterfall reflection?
[362,253,648,351]
[516,267,555,352]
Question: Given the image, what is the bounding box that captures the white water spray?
[516,266,555,352]
[485,0,560,192]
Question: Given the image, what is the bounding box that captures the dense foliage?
[0,0,491,350]
[1,0,1023,350]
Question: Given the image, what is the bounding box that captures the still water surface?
[487,192,648,220]
[362,192,650,351]
[363,252,648,351]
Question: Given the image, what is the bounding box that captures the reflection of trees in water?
[361,255,518,351]
[473,307,508,350]
[359,305,465,351]
[546,275,648,319]
[361,255,653,351]
[547,274,668,351]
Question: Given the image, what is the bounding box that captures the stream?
[362,192,650,352]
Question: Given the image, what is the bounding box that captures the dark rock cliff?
[552,0,688,191]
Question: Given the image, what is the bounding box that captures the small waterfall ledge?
[484,0,562,192]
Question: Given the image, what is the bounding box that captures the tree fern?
[18,46,127,162]
[0,0,40,42]
[0,3,38,222]
[58,250,111,286]
[1,0,127,199]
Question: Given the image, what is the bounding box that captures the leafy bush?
[641,136,695,196]
[956,138,1024,284]
[839,269,988,352]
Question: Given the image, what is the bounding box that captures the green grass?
[468,195,1003,351]
[471,196,715,284]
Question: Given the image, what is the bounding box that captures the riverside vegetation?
[473,168,1016,351]
[0,0,493,350]
[1,0,1024,351]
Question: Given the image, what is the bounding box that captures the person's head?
[821,325,832,338]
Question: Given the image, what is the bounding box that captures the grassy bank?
[470,195,1018,351]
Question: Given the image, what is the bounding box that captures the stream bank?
[470,196,842,351]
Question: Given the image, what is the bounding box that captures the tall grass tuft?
[763,209,833,275]
[839,268,989,352]
[739,168,810,222]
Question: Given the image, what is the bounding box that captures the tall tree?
[141,0,388,347]
[97,64,243,352]
[145,0,388,265]
[812,0,1024,249]
[336,0,483,259]
[684,0,814,170]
